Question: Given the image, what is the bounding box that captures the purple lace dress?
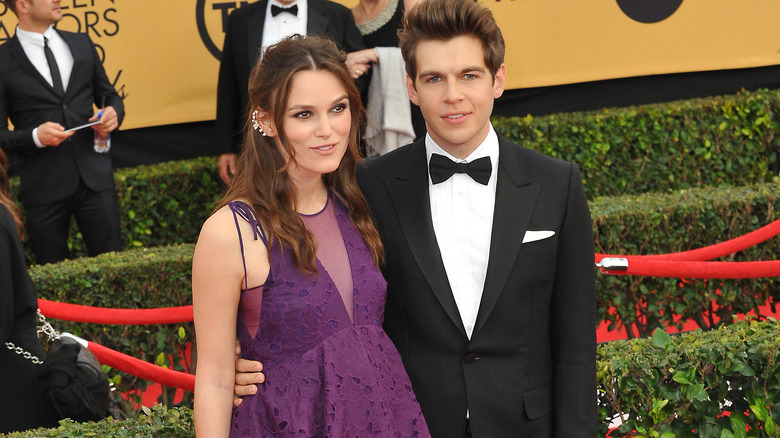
[227,196,429,437]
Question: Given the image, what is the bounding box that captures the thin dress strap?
[228,201,267,293]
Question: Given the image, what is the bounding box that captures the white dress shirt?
[262,0,308,54]
[16,25,74,148]
[426,127,499,339]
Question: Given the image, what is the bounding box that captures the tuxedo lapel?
[8,36,59,97]
[472,136,538,336]
[246,1,267,67]
[385,142,467,334]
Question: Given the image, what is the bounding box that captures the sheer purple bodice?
[227,197,429,437]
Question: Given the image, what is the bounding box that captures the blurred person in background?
[0,0,125,265]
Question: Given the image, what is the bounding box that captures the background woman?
[192,35,428,437]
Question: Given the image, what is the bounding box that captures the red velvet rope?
[599,260,780,278]
[596,218,780,277]
[36,301,196,390]
[86,341,194,392]
[38,299,193,324]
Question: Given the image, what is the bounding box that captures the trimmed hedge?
[0,405,193,438]
[114,157,223,249]
[598,319,780,437]
[493,87,780,198]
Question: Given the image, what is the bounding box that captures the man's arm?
[551,163,598,437]
[0,74,37,154]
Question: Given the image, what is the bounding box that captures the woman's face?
[280,69,352,182]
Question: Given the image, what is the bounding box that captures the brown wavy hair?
[0,148,23,237]
[217,35,384,274]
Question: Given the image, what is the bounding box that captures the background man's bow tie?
[271,4,298,16]
[429,153,492,185]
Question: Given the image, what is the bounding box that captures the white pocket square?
[522,230,555,243]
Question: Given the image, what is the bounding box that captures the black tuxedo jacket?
[0,30,124,207]
[215,0,365,155]
[357,134,598,437]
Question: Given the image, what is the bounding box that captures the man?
[235,0,598,436]
[215,0,365,184]
[0,0,125,265]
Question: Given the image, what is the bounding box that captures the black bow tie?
[271,4,298,16]
[429,153,492,185]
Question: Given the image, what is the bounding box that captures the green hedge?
[492,87,780,198]
[7,319,779,437]
[28,244,195,414]
[598,319,780,437]
[114,157,223,249]
[0,405,193,438]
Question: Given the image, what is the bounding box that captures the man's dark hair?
[398,0,506,81]
[5,0,21,15]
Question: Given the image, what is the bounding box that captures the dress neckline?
[298,193,330,217]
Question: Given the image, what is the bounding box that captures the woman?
[346,0,425,154]
[192,35,429,437]
[0,149,58,433]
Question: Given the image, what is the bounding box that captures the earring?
[251,110,267,136]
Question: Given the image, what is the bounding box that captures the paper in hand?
[65,120,100,133]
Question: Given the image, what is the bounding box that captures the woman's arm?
[192,207,268,437]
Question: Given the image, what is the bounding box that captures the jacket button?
[464,353,477,364]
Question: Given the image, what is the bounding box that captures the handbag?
[6,310,113,422]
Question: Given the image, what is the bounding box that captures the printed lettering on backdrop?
[1,0,779,130]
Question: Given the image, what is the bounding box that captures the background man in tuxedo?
[235,0,597,436]
[0,0,125,265]
[214,0,365,184]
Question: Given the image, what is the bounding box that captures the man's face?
[407,35,505,159]
[20,0,63,29]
